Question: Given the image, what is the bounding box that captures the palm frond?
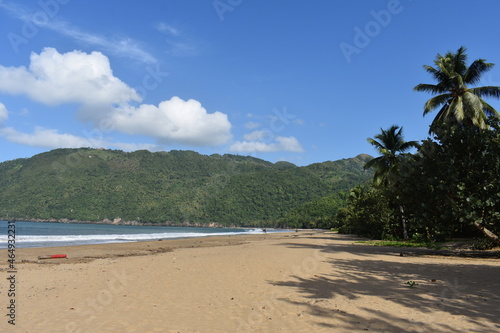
[436,55,455,78]
[430,101,454,133]
[364,156,382,170]
[470,86,500,99]
[413,83,448,94]
[399,140,419,152]
[464,60,494,85]
[463,91,483,110]
[423,65,451,83]
[463,92,486,127]
[451,73,464,87]
[367,137,385,153]
[452,46,468,75]
[423,94,451,115]
[450,95,465,121]
[480,100,500,118]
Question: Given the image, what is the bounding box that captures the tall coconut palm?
[365,125,417,240]
[414,46,500,132]
[364,125,418,187]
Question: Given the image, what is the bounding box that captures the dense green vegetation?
[0,148,372,228]
[337,47,500,246]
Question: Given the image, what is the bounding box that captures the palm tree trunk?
[399,205,409,240]
[473,220,500,245]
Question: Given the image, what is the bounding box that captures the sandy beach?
[1,231,500,333]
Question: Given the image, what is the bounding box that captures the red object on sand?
[38,254,67,259]
[50,254,67,258]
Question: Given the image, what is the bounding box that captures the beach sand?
[1,231,500,333]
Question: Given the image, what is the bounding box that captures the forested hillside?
[0,148,372,227]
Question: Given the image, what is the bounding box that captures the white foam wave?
[13,229,265,244]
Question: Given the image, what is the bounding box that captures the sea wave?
[0,228,268,248]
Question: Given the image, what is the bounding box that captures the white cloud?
[156,22,180,36]
[165,40,199,57]
[245,121,261,129]
[110,142,160,152]
[53,22,157,64]
[0,126,159,151]
[0,48,232,148]
[0,126,90,149]
[230,136,304,153]
[154,22,199,57]
[0,2,156,64]
[243,130,273,141]
[0,103,8,125]
[111,96,232,146]
[0,48,141,106]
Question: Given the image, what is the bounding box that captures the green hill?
[0,148,372,227]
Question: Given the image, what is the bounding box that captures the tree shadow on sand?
[269,234,500,332]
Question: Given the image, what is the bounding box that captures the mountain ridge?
[0,148,373,228]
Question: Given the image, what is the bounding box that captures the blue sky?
[1,0,500,166]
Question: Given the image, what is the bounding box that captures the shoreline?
[0,219,290,251]
[2,230,499,332]
[0,217,243,228]
[10,231,303,265]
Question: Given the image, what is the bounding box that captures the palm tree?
[414,46,500,132]
[364,125,418,187]
[365,125,417,240]
[349,185,366,201]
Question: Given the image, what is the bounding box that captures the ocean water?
[0,220,271,249]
